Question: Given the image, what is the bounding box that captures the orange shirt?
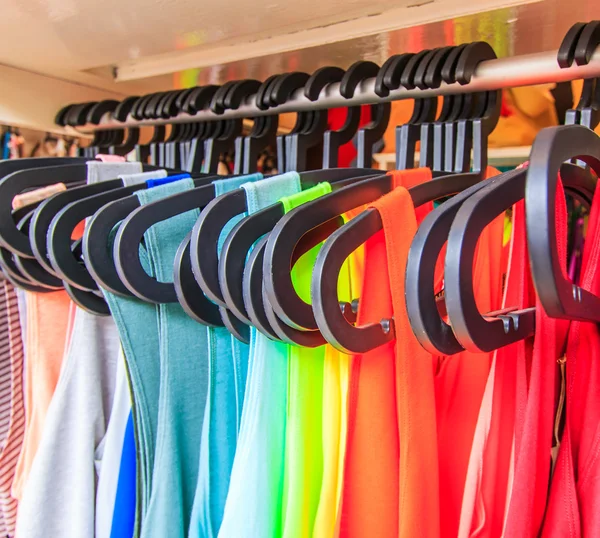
[337,169,438,538]
[11,291,72,499]
[338,168,505,538]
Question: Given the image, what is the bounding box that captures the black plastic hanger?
[203,119,242,173]
[107,82,262,304]
[438,24,599,349]
[404,45,481,172]
[0,244,50,293]
[139,90,180,164]
[172,210,246,340]
[276,73,321,173]
[267,72,311,171]
[88,100,119,124]
[84,174,217,299]
[158,90,184,119]
[131,93,155,120]
[171,123,193,169]
[84,128,104,158]
[224,78,279,174]
[173,232,225,327]
[55,104,75,127]
[113,176,257,350]
[86,100,121,157]
[182,86,220,172]
[112,127,140,157]
[305,66,359,170]
[138,125,167,165]
[64,280,111,316]
[441,162,595,353]
[322,106,361,169]
[261,217,358,345]
[156,90,193,167]
[429,45,469,171]
[199,81,248,173]
[113,95,140,120]
[191,168,382,310]
[87,129,110,156]
[526,125,600,321]
[310,168,502,354]
[286,107,329,172]
[241,115,279,174]
[13,208,64,290]
[339,61,392,168]
[46,176,194,293]
[374,51,437,170]
[262,172,389,332]
[0,163,100,257]
[452,44,498,174]
[255,75,280,110]
[242,236,280,338]
[0,157,90,180]
[29,162,177,276]
[219,172,380,326]
[112,96,152,161]
[66,102,97,127]
[182,85,220,115]
[183,123,203,171]
[154,91,176,119]
[206,69,381,341]
[98,129,125,154]
[63,239,111,316]
[413,46,459,170]
[162,123,185,169]
[111,180,222,302]
[281,109,313,171]
[0,201,51,291]
[64,101,109,158]
[188,121,219,174]
[142,92,168,119]
[395,50,441,169]
[0,202,60,290]
[162,118,186,168]
[438,23,600,351]
[241,224,357,342]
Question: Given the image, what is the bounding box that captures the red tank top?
[542,180,600,537]
[503,182,570,536]
[458,197,536,537]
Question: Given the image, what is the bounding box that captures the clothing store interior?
[1,1,600,537]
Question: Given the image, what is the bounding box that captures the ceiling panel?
[1,0,543,79]
[0,0,431,71]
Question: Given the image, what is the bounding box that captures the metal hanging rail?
[74,48,600,133]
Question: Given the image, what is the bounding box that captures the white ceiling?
[0,0,416,72]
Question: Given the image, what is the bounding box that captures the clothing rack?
[73,48,600,133]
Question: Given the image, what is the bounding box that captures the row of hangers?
[1,21,599,356]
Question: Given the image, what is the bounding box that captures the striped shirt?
[0,281,25,536]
